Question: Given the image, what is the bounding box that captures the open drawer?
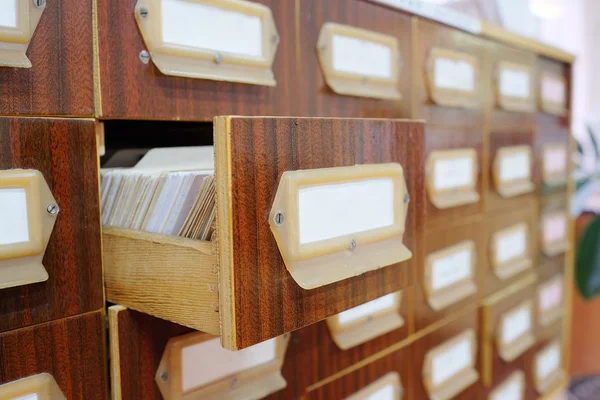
[103,117,425,350]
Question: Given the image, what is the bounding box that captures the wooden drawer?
[536,274,565,342]
[304,346,412,400]
[412,311,483,400]
[538,193,569,269]
[414,19,487,125]
[485,366,540,400]
[524,337,568,398]
[424,124,484,231]
[0,0,94,116]
[297,0,412,118]
[481,276,538,387]
[0,311,107,400]
[415,218,485,331]
[536,57,571,132]
[486,198,539,295]
[96,0,296,120]
[103,117,425,350]
[0,117,103,333]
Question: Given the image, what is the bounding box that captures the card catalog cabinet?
[103,117,425,350]
[481,276,538,387]
[95,0,298,120]
[297,0,412,118]
[0,117,103,333]
[304,346,411,400]
[0,0,94,116]
[486,197,539,295]
[0,311,107,400]
[415,218,485,331]
[412,312,482,400]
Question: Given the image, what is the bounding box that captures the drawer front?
[0,311,107,400]
[0,117,103,332]
[298,0,412,118]
[481,276,538,387]
[0,0,94,116]
[415,19,487,125]
[424,125,484,230]
[96,0,296,120]
[415,218,484,331]
[413,311,483,399]
[525,337,567,397]
[486,197,539,295]
[218,117,424,349]
[538,193,569,270]
[303,346,412,400]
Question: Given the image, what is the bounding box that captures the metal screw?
[160,372,168,382]
[319,45,327,53]
[214,52,223,64]
[404,193,410,204]
[139,50,150,64]
[139,7,149,18]
[47,204,59,216]
[349,239,357,251]
[33,0,45,7]
[274,213,284,226]
[231,377,239,388]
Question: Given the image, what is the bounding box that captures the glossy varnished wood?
[304,346,413,400]
[0,311,107,400]
[109,307,192,400]
[412,312,483,399]
[222,117,424,349]
[298,0,412,118]
[538,192,569,274]
[0,0,94,116]
[415,218,485,331]
[486,197,539,296]
[96,0,297,120]
[0,117,103,332]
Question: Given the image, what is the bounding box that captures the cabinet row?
[0,0,570,122]
[0,116,570,348]
[105,277,566,400]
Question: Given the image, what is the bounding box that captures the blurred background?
[434,0,600,395]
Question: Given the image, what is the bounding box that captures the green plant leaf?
[576,215,600,300]
[577,138,584,155]
[587,125,600,163]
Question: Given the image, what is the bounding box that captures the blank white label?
[181,337,277,392]
[0,188,29,246]
[434,57,474,92]
[13,394,39,400]
[491,377,523,400]
[501,306,531,345]
[500,152,530,182]
[337,293,396,326]
[432,337,472,386]
[496,226,526,264]
[332,34,392,79]
[434,157,473,190]
[298,178,395,245]
[161,0,263,58]
[536,344,560,381]
[500,68,530,99]
[0,0,18,28]
[542,77,565,105]
[431,247,472,291]
[539,281,563,312]
[544,215,566,243]
[544,148,566,173]
[362,384,395,400]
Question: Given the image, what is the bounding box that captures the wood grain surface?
[109,307,192,400]
[297,0,412,118]
[0,0,94,116]
[415,217,485,331]
[0,117,103,332]
[304,346,413,400]
[217,117,424,350]
[0,311,107,400]
[96,0,296,120]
